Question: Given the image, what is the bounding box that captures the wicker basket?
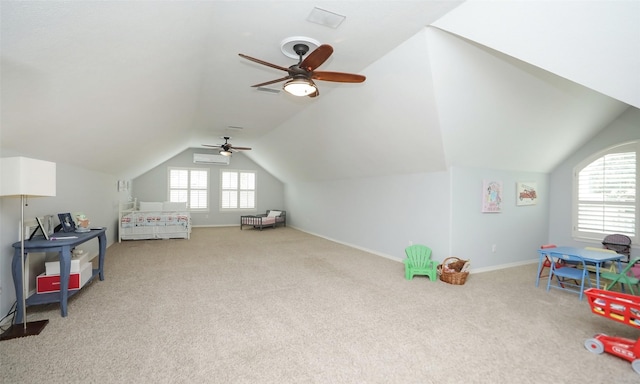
[437,257,470,285]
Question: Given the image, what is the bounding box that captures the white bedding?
[120,211,190,228]
[118,199,191,242]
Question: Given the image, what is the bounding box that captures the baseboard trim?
[288,225,538,274]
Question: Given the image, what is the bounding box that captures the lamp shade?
[283,78,317,96]
[0,157,56,197]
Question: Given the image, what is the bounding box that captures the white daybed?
[118,199,191,242]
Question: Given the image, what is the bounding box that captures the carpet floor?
[1,227,638,383]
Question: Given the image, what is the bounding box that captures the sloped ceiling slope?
[0,1,635,183]
[0,1,462,180]
[248,30,447,182]
[425,0,637,172]
[1,1,213,178]
[433,1,640,109]
[241,0,636,180]
[426,28,629,173]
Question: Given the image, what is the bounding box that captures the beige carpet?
[1,227,638,383]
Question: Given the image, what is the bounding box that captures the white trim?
[289,225,535,274]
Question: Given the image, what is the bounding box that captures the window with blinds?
[168,167,209,211]
[220,170,256,211]
[574,141,637,240]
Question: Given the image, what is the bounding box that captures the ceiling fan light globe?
[283,78,317,96]
[220,150,232,157]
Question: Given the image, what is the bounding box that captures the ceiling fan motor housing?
[293,44,309,57]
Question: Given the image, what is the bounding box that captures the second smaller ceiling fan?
[202,137,251,157]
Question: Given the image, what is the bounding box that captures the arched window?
[573,141,638,242]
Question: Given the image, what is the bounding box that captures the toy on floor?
[584,288,640,374]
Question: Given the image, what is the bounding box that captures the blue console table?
[11,228,107,322]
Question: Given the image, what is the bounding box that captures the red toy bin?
[583,288,640,374]
[585,288,640,328]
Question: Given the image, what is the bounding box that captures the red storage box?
[36,262,92,293]
[37,273,80,293]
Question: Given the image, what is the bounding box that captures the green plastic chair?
[404,244,437,281]
[602,258,640,295]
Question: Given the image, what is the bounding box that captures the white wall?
[450,167,549,270]
[286,166,549,271]
[132,148,284,227]
[549,106,640,252]
[0,157,123,322]
[285,171,451,263]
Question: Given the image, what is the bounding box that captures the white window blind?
[575,142,637,239]
[168,167,209,211]
[221,170,256,210]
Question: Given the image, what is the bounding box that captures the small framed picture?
[36,217,49,240]
[516,182,538,206]
[482,180,503,213]
[58,213,76,233]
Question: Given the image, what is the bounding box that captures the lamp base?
[0,320,49,341]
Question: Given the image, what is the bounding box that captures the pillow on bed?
[267,210,282,217]
[139,202,163,211]
[163,202,187,211]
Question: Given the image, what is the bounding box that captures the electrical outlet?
[492,244,496,252]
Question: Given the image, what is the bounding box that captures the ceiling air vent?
[193,153,230,165]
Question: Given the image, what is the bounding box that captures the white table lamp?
[0,156,56,340]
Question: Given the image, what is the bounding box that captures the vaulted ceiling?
[1,1,637,182]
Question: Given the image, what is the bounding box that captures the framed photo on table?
[28,217,50,240]
[57,213,76,233]
[36,217,49,240]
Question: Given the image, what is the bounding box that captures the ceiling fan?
[202,137,251,157]
[239,43,366,98]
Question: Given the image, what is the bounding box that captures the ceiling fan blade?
[312,71,366,83]
[202,144,222,148]
[230,146,252,150]
[300,44,333,72]
[250,76,292,88]
[239,54,289,72]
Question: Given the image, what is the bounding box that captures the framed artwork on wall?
[482,180,503,213]
[516,182,538,206]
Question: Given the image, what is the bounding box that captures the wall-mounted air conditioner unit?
[193,153,230,165]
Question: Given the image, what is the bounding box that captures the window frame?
[167,167,209,212]
[219,169,257,212]
[572,140,638,243]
